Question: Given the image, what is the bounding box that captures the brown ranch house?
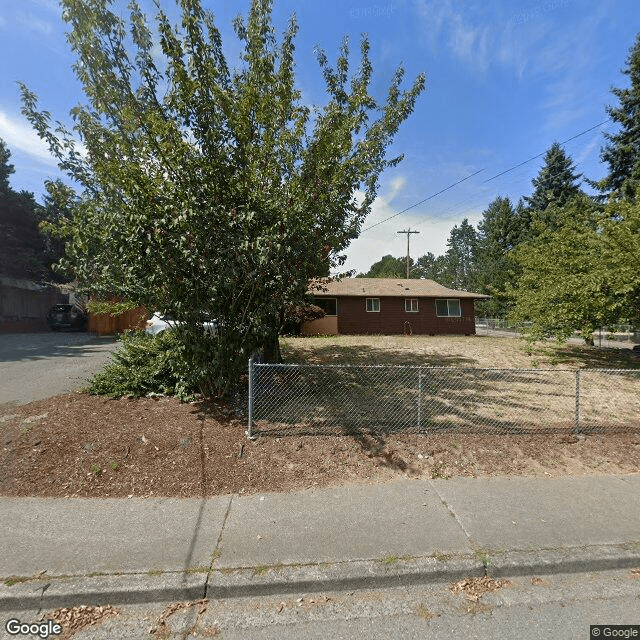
[301,278,489,336]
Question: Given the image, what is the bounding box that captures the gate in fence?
[247,359,640,438]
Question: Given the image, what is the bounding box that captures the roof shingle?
[310,278,490,299]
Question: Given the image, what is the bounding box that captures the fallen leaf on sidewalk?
[450,576,511,601]
[629,568,640,579]
[45,604,121,639]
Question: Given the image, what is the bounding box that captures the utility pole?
[397,228,420,279]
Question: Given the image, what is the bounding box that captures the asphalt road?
[0,332,120,406]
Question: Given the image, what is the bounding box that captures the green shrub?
[86,330,199,401]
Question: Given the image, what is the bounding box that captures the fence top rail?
[251,362,637,373]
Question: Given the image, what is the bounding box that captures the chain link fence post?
[247,355,255,439]
[417,369,423,432]
[574,370,581,434]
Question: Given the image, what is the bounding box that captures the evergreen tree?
[474,196,530,317]
[598,33,640,201]
[0,138,48,280]
[523,142,582,220]
[440,218,478,291]
[0,139,15,195]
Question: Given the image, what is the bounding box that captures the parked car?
[46,304,88,331]
[145,313,218,336]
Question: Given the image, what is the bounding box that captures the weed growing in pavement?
[415,604,435,619]
[108,460,118,470]
[4,576,30,586]
[473,550,491,568]
[252,565,270,576]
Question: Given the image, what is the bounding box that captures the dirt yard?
[1,335,638,498]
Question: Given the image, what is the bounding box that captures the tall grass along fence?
[246,360,640,438]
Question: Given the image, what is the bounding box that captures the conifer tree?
[598,33,640,201]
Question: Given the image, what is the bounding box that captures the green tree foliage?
[598,33,640,201]
[21,0,425,394]
[0,138,15,195]
[508,193,640,340]
[523,142,583,220]
[438,218,478,291]
[0,138,50,280]
[36,179,77,279]
[474,196,531,317]
[357,254,408,278]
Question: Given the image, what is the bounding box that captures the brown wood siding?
[314,296,476,335]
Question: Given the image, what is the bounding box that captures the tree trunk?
[262,332,282,363]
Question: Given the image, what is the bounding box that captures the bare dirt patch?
[1,390,639,499]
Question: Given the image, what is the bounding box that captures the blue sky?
[1,0,638,275]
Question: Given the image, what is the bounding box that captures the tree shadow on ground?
[281,342,477,367]
[526,342,640,370]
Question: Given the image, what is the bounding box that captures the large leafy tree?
[597,32,640,201]
[21,0,424,393]
[508,193,640,340]
[523,142,583,222]
[357,254,408,278]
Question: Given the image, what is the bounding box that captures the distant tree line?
[358,33,640,339]
[0,138,70,283]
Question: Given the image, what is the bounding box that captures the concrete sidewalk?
[1,475,639,611]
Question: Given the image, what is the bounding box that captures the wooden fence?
[88,306,147,335]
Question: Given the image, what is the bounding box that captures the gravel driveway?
[0,332,120,405]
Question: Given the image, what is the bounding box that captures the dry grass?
[280,334,640,370]
[254,335,640,436]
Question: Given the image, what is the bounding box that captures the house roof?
[311,278,490,299]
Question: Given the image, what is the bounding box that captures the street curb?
[2,544,639,612]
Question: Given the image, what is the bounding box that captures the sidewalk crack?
[428,480,473,542]
[204,494,234,599]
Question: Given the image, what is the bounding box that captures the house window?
[405,298,418,312]
[314,297,337,316]
[366,298,380,312]
[435,299,461,317]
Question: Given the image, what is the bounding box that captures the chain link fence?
[475,318,640,345]
[247,361,640,437]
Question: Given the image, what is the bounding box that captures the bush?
[86,330,200,401]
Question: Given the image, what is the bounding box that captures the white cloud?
[0,109,58,166]
[16,13,54,36]
[341,176,484,276]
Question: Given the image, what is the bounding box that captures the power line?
[361,169,485,232]
[481,119,610,184]
[361,118,611,235]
